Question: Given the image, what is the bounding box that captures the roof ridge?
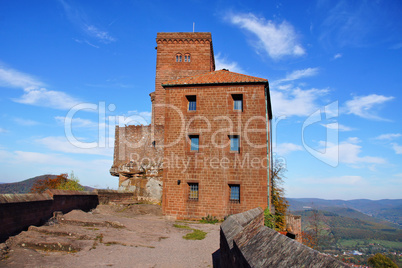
[162,69,267,87]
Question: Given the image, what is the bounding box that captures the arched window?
[184,53,191,62]
[176,53,182,62]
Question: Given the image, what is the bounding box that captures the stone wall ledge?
[220,207,348,268]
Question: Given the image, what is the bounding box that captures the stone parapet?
[220,208,348,268]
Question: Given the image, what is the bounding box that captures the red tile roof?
[162,69,268,87]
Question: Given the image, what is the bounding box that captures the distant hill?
[0,175,95,194]
[288,198,402,228]
[292,209,402,243]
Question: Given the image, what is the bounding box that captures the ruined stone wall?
[94,189,135,205]
[286,214,302,243]
[0,191,98,243]
[163,83,268,219]
[219,208,348,268]
[154,32,215,125]
[110,124,164,204]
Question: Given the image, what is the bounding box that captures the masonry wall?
[286,214,302,243]
[162,83,269,219]
[0,191,98,243]
[220,208,348,268]
[110,124,164,203]
[95,189,135,204]
[154,32,215,125]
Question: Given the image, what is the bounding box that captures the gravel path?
[0,204,221,268]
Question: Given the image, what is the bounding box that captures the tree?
[368,253,398,268]
[58,171,84,191]
[304,209,324,249]
[30,172,84,193]
[264,157,289,231]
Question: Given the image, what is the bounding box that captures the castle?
[110,32,273,219]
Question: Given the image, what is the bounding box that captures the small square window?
[229,135,240,152]
[189,135,199,151]
[232,94,243,111]
[187,95,196,111]
[230,185,240,202]
[189,183,199,200]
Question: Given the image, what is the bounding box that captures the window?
[187,95,196,111]
[189,135,199,151]
[229,185,240,202]
[184,54,191,62]
[229,135,240,152]
[189,183,199,200]
[176,53,182,62]
[232,94,243,111]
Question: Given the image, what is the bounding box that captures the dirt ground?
[0,204,221,268]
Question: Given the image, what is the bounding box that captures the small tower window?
[229,184,240,203]
[229,135,240,152]
[188,183,199,200]
[186,95,196,111]
[232,94,243,111]
[189,135,199,151]
[184,54,191,62]
[176,53,182,62]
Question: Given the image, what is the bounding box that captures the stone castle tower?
[152,32,215,125]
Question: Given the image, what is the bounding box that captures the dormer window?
[184,54,191,62]
[176,53,182,62]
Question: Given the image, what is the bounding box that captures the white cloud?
[321,123,354,131]
[35,136,113,156]
[271,87,329,117]
[55,116,100,128]
[391,143,402,154]
[229,13,305,59]
[375,133,401,140]
[274,143,303,155]
[273,68,319,85]
[333,53,342,59]
[14,87,81,110]
[85,25,115,43]
[58,0,115,45]
[318,138,386,165]
[0,127,8,133]
[343,94,394,120]
[214,53,245,74]
[0,65,81,110]
[0,65,44,89]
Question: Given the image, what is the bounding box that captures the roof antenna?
[193,22,195,32]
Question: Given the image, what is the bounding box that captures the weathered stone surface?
[220,208,348,268]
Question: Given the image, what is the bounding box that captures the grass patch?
[183,229,207,240]
[200,215,219,224]
[173,224,191,230]
[173,223,207,240]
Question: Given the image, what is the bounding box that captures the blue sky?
[0,0,401,199]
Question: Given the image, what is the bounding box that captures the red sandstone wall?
[0,192,98,243]
[162,83,269,219]
[111,124,164,171]
[95,189,135,204]
[154,32,215,125]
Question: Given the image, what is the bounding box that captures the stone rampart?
[220,207,348,267]
[95,189,135,204]
[0,190,98,243]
